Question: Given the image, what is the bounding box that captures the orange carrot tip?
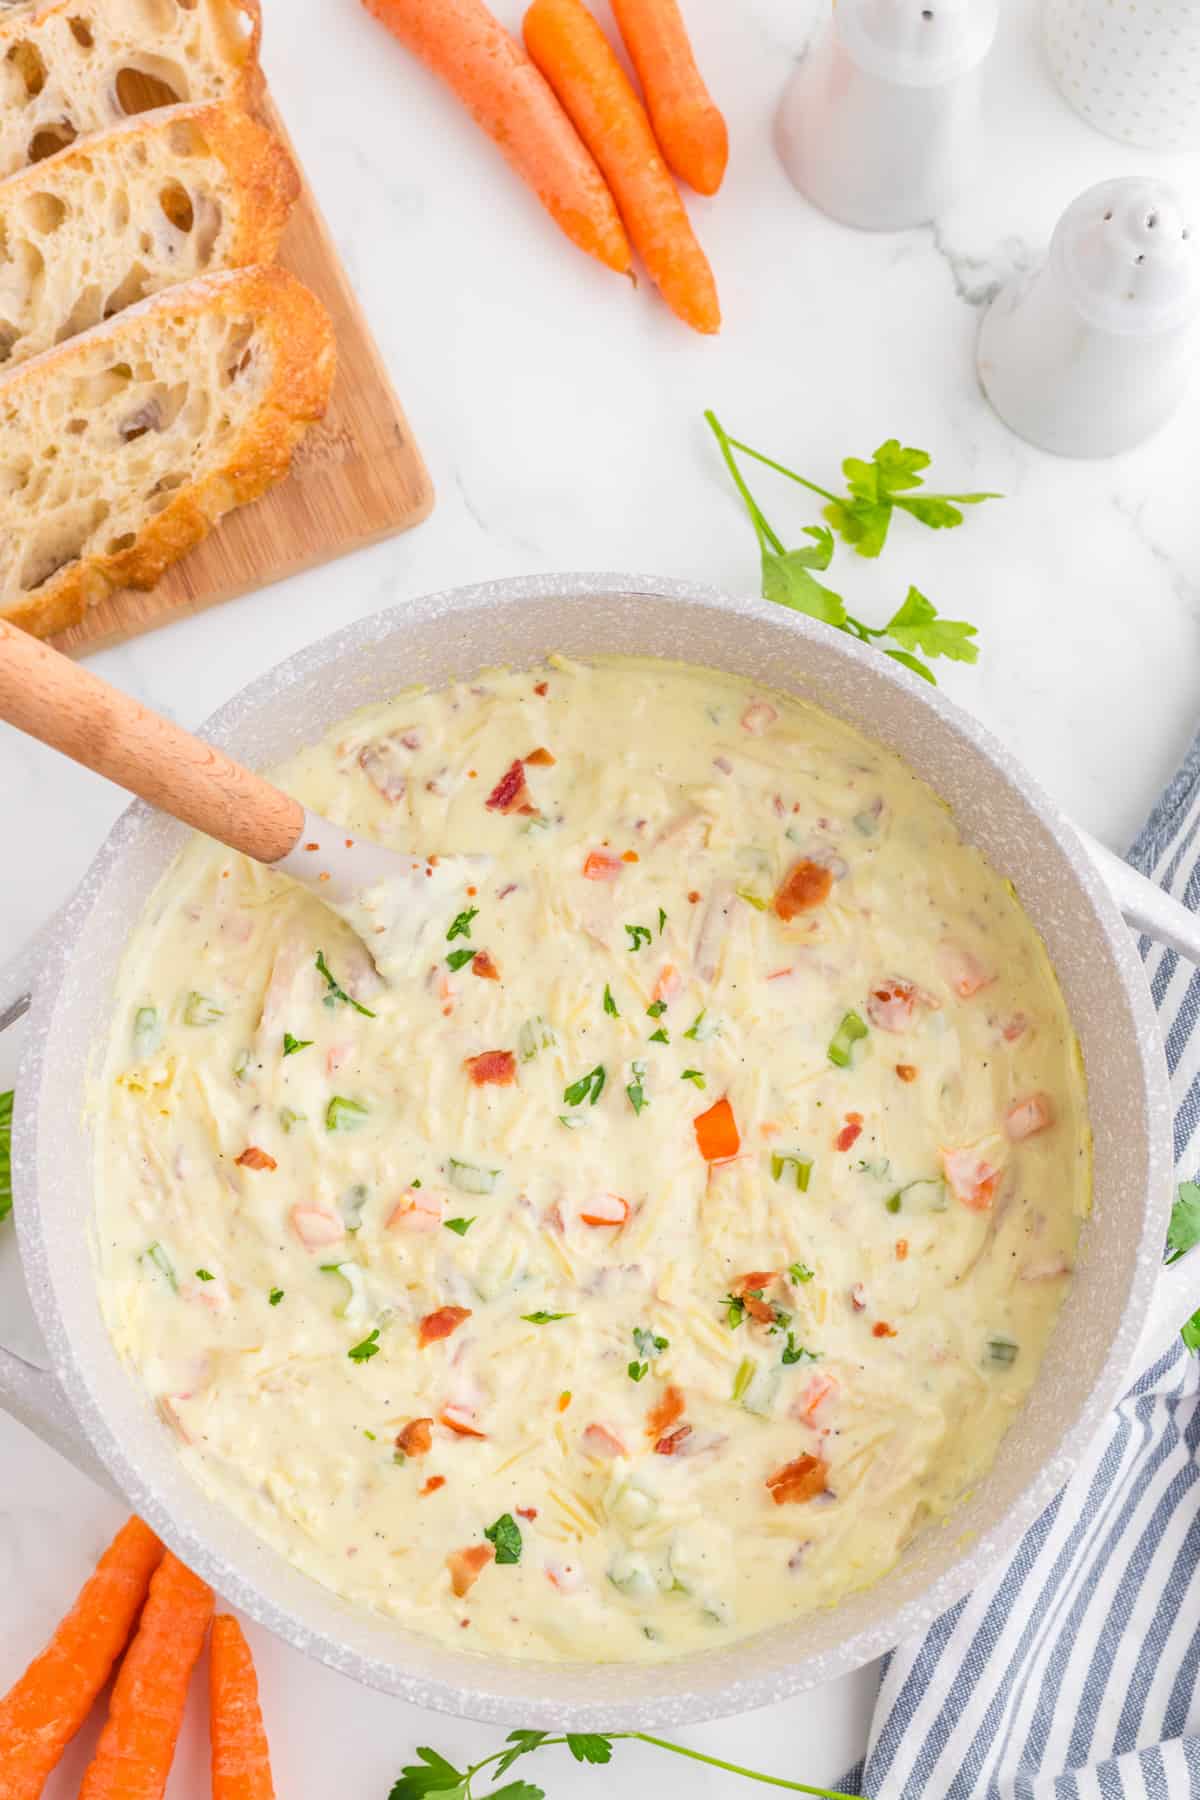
[211,1615,276,1800]
[523,0,721,334]
[0,1515,163,1800]
[361,0,631,276]
[611,0,728,195]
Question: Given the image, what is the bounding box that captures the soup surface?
[94,657,1090,1663]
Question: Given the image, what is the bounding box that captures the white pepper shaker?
[977,177,1200,459]
[777,0,998,232]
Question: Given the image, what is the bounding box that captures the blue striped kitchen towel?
[845,743,1200,1800]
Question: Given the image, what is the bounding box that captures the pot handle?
[0,1339,116,1494]
[1078,829,1200,964]
[0,908,65,1033]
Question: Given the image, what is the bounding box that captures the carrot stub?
[210,1614,276,1800]
[0,1516,163,1800]
[610,0,728,194]
[693,1095,740,1162]
[523,0,721,334]
[361,0,630,274]
[78,1550,213,1800]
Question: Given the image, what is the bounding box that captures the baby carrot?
[210,1616,275,1800]
[361,0,631,275]
[0,1516,163,1800]
[610,0,728,194]
[78,1551,213,1800]
[523,0,721,334]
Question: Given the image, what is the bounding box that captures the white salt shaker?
[1043,0,1200,152]
[777,0,998,232]
[977,178,1200,459]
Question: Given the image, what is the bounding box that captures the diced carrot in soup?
[1005,1093,1055,1141]
[447,1543,494,1597]
[396,1418,434,1457]
[580,1193,630,1227]
[646,1384,685,1441]
[941,1147,1001,1212]
[582,849,624,881]
[773,859,834,921]
[766,1453,829,1505]
[440,1405,486,1438]
[693,1096,740,1162]
[464,1050,517,1086]
[419,1306,472,1347]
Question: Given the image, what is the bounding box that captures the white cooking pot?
[0,574,1196,1727]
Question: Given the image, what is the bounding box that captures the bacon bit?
[421,1475,446,1496]
[447,1543,494,1597]
[896,1064,918,1083]
[485,759,537,815]
[471,949,501,981]
[872,1321,898,1338]
[796,1372,838,1427]
[289,1205,344,1250]
[582,849,624,881]
[941,943,995,999]
[835,1113,864,1152]
[581,1422,628,1460]
[735,1270,778,1292]
[733,1270,778,1324]
[849,1282,867,1312]
[743,1292,776,1324]
[895,1239,909,1261]
[440,1405,486,1438]
[766,1453,829,1505]
[304,841,319,852]
[395,1418,434,1457]
[867,978,930,1034]
[740,699,778,735]
[525,746,556,766]
[580,1193,630,1227]
[419,1306,472,1348]
[235,1146,276,1171]
[621,848,639,863]
[774,858,834,921]
[466,885,477,896]
[688,890,701,903]
[1005,1093,1055,1141]
[464,1049,517,1086]
[652,963,681,1004]
[387,1189,444,1232]
[654,1424,693,1456]
[534,680,548,695]
[941,1147,1001,1212]
[516,1506,538,1520]
[693,1096,740,1163]
[646,1384,685,1441]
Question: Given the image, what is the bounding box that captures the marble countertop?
[2,0,1199,1791]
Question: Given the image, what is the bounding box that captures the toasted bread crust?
[1,266,335,638]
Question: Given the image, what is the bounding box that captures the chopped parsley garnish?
[646,1000,667,1018]
[627,1361,648,1382]
[447,907,479,942]
[315,950,376,1018]
[657,906,667,935]
[194,1268,215,1282]
[326,1095,370,1131]
[522,1311,573,1324]
[633,1326,668,1361]
[648,1027,669,1044]
[268,1287,284,1306]
[484,1512,522,1564]
[626,1059,647,1115]
[788,1261,815,1284]
[1167,1180,1200,1263]
[446,947,477,972]
[723,1292,747,1329]
[444,1216,475,1236]
[683,1010,719,1042]
[282,1032,313,1056]
[518,1015,557,1061]
[680,1068,706,1088]
[625,924,652,952]
[145,1242,177,1291]
[771,1152,813,1192]
[348,1329,381,1363]
[782,1333,819,1366]
[603,983,619,1017]
[563,1065,606,1107]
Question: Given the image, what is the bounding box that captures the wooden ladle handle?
[0,621,304,864]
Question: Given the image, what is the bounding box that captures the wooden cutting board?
[51,95,433,656]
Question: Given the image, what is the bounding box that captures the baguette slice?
[0,264,335,638]
[0,0,262,181]
[0,103,299,370]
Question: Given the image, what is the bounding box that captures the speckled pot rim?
[12,573,1172,1728]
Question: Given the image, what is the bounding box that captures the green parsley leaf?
[646,1000,667,1018]
[788,1261,815,1284]
[493,1733,549,1778]
[884,647,937,685]
[1167,1180,1200,1263]
[315,950,376,1018]
[521,1311,573,1324]
[444,1217,475,1237]
[626,924,652,952]
[0,1090,11,1224]
[723,1292,747,1330]
[657,907,667,935]
[348,1329,381,1363]
[761,542,847,627]
[487,1784,544,1800]
[566,1734,614,1765]
[626,1058,647,1115]
[268,1287,284,1306]
[194,1268,215,1282]
[446,908,478,942]
[388,1746,467,1800]
[680,1068,706,1088]
[603,983,619,1017]
[627,1360,648,1381]
[446,947,477,973]
[884,586,979,666]
[282,1032,313,1056]
[563,1065,606,1107]
[782,1333,819,1366]
[633,1326,668,1358]
[648,1027,669,1044]
[484,1512,522,1564]
[1183,1310,1200,1354]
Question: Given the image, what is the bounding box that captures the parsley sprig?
[389,1728,860,1800]
[705,410,995,686]
[1169,1180,1200,1351]
[315,950,376,1018]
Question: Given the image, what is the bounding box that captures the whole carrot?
[78,1551,213,1800]
[0,1516,163,1800]
[523,0,720,333]
[611,0,727,195]
[361,0,631,276]
[210,1616,275,1800]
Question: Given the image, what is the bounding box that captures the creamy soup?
[93,657,1090,1663]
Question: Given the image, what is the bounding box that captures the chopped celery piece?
[517,1016,557,1062]
[736,888,769,911]
[732,1356,756,1402]
[771,1152,813,1192]
[558,1112,590,1131]
[449,1157,499,1195]
[183,991,223,1026]
[320,1260,369,1323]
[279,1108,306,1133]
[232,1049,251,1082]
[132,1006,162,1057]
[145,1241,177,1291]
[828,1010,868,1068]
[608,1550,656,1598]
[325,1096,369,1132]
[339,1184,369,1230]
[853,810,879,836]
[683,1010,720,1043]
